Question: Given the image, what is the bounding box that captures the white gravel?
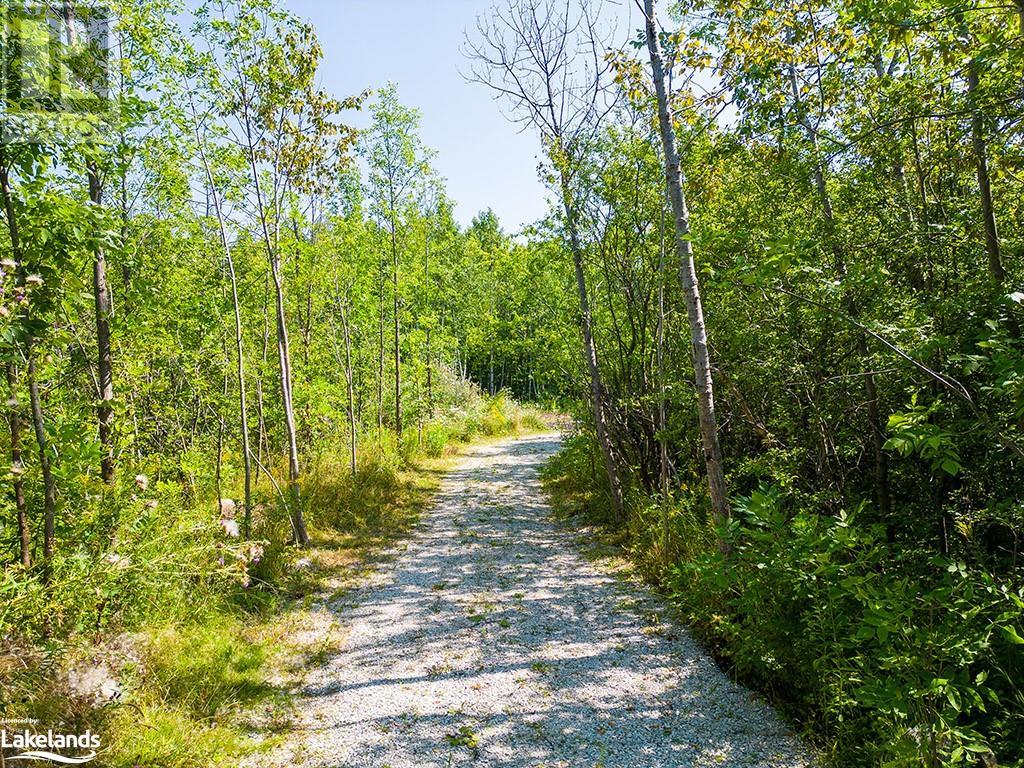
[256,433,815,768]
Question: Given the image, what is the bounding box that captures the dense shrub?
[668,487,1024,766]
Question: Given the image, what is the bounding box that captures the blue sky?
[284,0,554,232]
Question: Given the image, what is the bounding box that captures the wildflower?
[25,274,43,287]
[134,474,149,492]
[245,543,265,565]
[221,518,240,538]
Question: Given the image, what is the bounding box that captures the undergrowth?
[2,390,547,767]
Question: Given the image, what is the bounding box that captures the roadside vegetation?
[511,0,1024,764]
[2,386,543,767]
[0,1,548,763]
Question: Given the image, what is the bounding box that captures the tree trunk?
[28,354,56,581]
[270,257,309,546]
[0,157,31,569]
[644,0,730,542]
[227,247,252,537]
[88,165,116,486]
[7,363,30,568]
[558,168,625,524]
[426,328,433,418]
[192,110,254,536]
[61,0,115,487]
[657,192,669,499]
[377,249,385,435]
[63,2,115,485]
[391,216,402,434]
[242,102,310,545]
[340,297,357,476]
[424,236,433,419]
[967,61,1005,286]
[256,274,271,473]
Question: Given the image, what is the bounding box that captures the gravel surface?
[256,433,815,768]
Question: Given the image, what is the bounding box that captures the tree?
[361,85,433,436]
[467,0,626,522]
[642,0,730,541]
[196,0,356,545]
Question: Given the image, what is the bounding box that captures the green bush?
[424,423,449,457]
[666,487,1024,767]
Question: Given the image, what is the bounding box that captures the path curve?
[260,434,814,768]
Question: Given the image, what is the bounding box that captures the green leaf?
[1000,625,1024,644]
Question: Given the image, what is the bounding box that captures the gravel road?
[255,433,814,768]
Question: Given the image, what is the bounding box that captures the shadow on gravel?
[277,434,813,768]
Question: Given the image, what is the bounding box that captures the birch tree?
[641,0,730,541]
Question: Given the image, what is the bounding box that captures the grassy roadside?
[84,405,549,767]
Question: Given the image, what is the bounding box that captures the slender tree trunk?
[967,61,1005,285]
[88,165,116,486]
[216,364,226,503]
[377,248,385,435]
[270,257,308,545]
[558,167,625,524]
[0,157,31,569]
[657,193,671,558]
[340,300,357,476]
[63,0,115,487]
[28,354,56,581]
[62,3,115,486]
[391,215,402,434]
[256,273,271,473]
[644,0,729,542]
[657,193,669,499]
[241,98,309,545]
[192,109,253,536]
[426,328,433,418]
[7,363,30,568]
[424,236,433,419]
[227,250,252,536]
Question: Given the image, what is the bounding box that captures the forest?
[1,0,1022,766]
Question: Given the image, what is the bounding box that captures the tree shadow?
[272,434,813,768]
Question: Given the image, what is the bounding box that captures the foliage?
[667,489,1024,767]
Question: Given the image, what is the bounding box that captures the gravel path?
[258,433,814,768]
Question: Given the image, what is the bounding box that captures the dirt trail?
[254,433,814,768]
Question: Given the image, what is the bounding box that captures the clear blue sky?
[284,0,554,232]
